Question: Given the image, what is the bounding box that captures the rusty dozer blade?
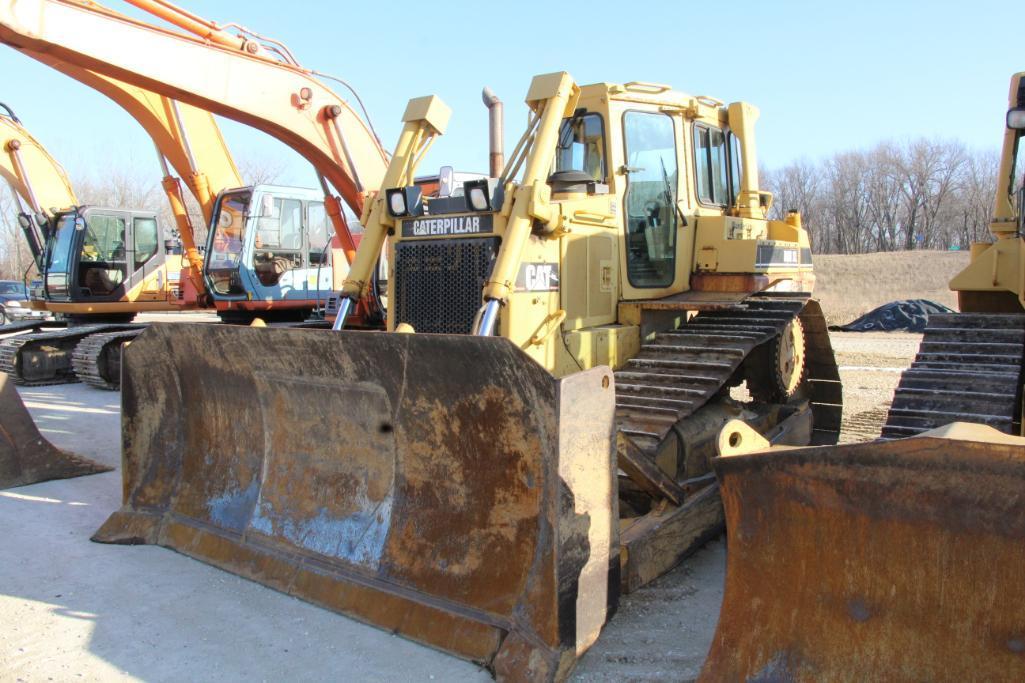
[704,421,1025,681]
[1,372,111,489]
[93,324,619,681]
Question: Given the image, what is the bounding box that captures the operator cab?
[204,185,334,305]
[42,206,163,303]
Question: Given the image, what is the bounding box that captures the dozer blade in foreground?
[1,373,111,489]
[704,422,1025,681]
[94,324,619,681]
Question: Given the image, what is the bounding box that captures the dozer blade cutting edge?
[94,323,619,682]
[704,421,1025,682]
[1,373,111,489]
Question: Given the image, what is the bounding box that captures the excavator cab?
[204,185,337,320]
[40,206,171,314]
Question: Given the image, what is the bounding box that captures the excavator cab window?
[623,110,678,288]
[207,190,250,295]
[555,112,606,182]
[132,216,160,270]
[78,212,127,298]
[253,196,304,287]
[45,212,78,298]
[308,202,330,266]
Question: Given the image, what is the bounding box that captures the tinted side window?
[728,133,742,203]
[693,124,729,206]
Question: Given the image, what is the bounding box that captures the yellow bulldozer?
[701,72,1025,680]
[91,71,842,680]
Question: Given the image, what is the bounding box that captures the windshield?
[209,191,251,268]
[47,213,79,275]
[206,190,251,297]
[555,113,606,182]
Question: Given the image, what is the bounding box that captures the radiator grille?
[393,237,499,334]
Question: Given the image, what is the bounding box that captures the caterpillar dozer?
[88,70,841,680]
[882,71,1025,438]
[701,73,1025,680]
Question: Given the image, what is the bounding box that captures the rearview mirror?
[438,166,455,198]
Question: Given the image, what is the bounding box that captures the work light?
[463,178,493,212]
[385,186,422,218]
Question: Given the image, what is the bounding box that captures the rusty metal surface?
[93,324,618,681]
[704,428,1025,681]
[0,373,111,489]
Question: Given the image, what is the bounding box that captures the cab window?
[133,217,159,270]
[694,124,729,206]
[308,202,330,265]
[728,133,742,203]
[82,214,127,264]
[256,197,303,250]
[555,113,606,182]
[623,111,678,288]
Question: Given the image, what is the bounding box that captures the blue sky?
[0,0,1018,190]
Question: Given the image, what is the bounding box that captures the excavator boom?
[0,0,388,259]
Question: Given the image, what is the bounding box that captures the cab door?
[620,110,685,298]
[75,210,129,302]
[126,213,167,301]
[251,194,307,301]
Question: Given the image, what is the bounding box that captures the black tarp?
[832,299,954,332]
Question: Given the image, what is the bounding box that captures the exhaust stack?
[482,86,504,177]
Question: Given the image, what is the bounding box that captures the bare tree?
[763,139,998,255]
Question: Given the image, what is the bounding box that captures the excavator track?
[71,328,146,391]
[882,313,1025,438]
[0,324,142,386]
[616,295,841,458]
[0,319,66,336]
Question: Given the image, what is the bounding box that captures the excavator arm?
[7,49,243,297]
[0,103,77,266]
[0,0,388,261]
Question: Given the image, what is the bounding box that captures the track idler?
[94,324,619,681]
[703,421,1025,681]
[0,373,110,489]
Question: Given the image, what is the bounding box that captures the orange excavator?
[0,0,404,387]
[0,77,242,387]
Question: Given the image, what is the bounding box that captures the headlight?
[385,186,423,218]
[1008,107,1025,130]
[463,178,499,212]
[7,300,22,308]
[468,186,489,211]
[387,189,407,216]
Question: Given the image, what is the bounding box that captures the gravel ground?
[0,330,917,681]
[831,331,921,443]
